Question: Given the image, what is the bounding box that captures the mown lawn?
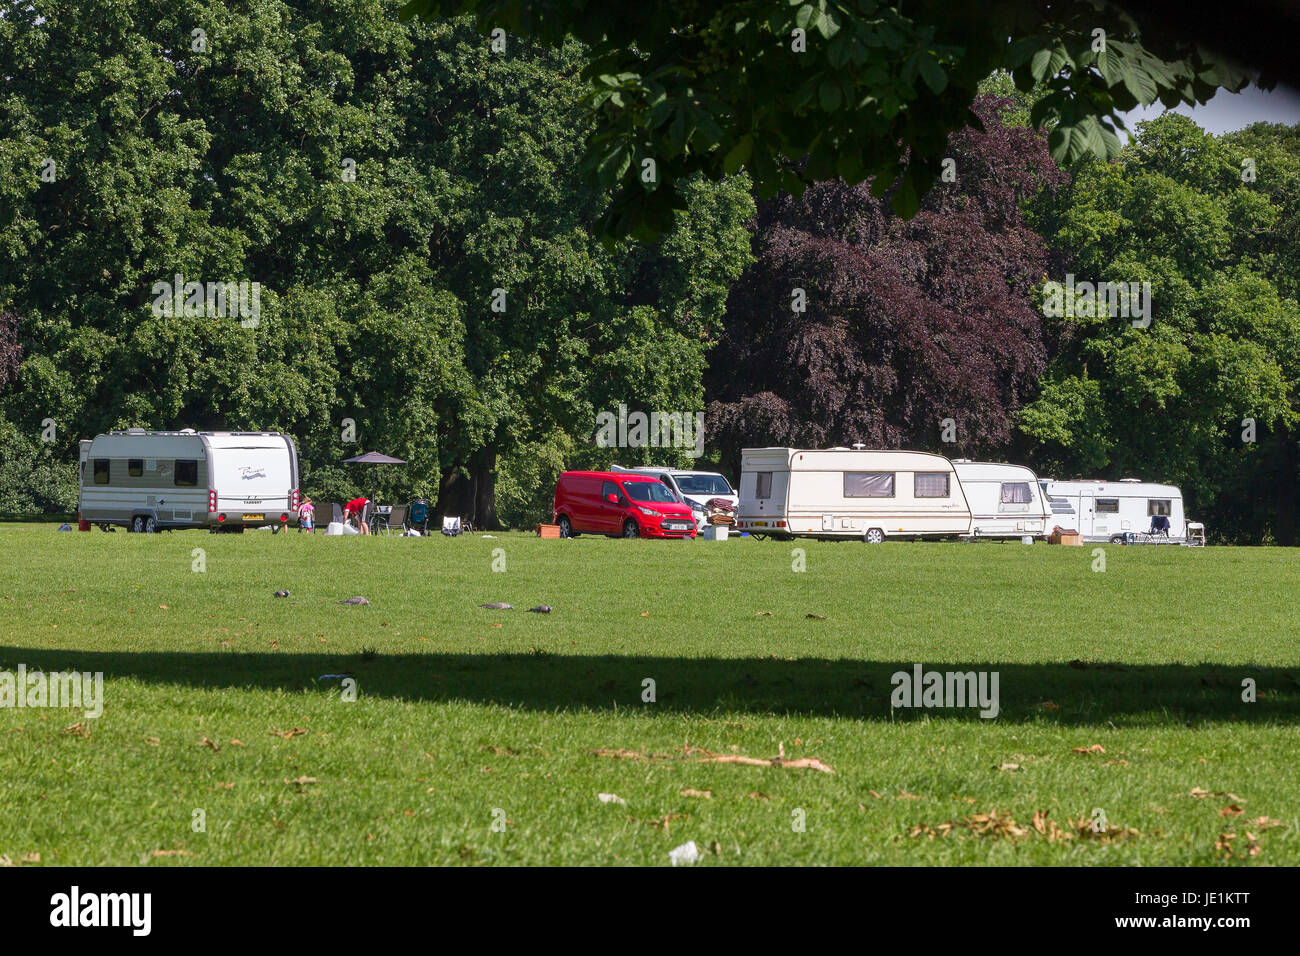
[0,523,1296,865]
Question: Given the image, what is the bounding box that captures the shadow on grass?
[1,646,1297,724]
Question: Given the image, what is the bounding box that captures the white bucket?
[1021,535,1034,545]
[325,522,345,536]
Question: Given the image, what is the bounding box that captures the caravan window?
[1096,498,1119,513]
[844,472,894,497]
[174,460,199,487]
[128,459,143,477]
[1148,499,1172,516]
[914,473,950,498]
[1000,482,1033,503]
[755,472,772,499]
[93,459,110,484]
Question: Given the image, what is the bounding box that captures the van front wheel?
[622,520,641,539]
[864,528,885,544]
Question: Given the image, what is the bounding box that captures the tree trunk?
[438,447,501,531]
[471,447,501,531]
[437,465,471,521]
[1276,425,1297,546]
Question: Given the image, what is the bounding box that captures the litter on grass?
[669,841,701,866]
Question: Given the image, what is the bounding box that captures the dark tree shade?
[0,313,20,389]
[706,96,1066,468]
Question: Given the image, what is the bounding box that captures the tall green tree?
[1020,114,1300,543]
[0,1,753,524]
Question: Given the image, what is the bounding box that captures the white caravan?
[951,460,1053,538]
[78,429,300,532]
[611,464,738,529]
[1040,478,1197,543]
[735,447,972,542]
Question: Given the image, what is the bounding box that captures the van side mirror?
[605,493,619,504]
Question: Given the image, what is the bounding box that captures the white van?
[78,429,299,532]
[735,447,972,542]
[611,464,738,529]
[951,460,1053,538]
[1041,478,1197,543]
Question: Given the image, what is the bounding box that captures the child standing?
[298,496,316,533]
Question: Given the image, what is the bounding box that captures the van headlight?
[638,506,660,517]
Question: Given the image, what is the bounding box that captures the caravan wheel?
[144,516,158,533]
[130,515,146,533]
[864,528,885,544]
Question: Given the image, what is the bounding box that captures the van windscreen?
[674,474,732,496]
[624,481,677,504]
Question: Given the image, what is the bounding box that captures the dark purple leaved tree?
[706,96,1065,472]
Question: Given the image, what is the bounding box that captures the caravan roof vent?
[1120,478,1140,482]
[179,428,197,434]
[851,442,866,450]
[952,458,972,463]
[829,446,850,451]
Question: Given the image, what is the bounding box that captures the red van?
[553,471,697,539]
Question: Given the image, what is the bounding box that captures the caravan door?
[1084,494,1121,538]
[1069,491,1095,537]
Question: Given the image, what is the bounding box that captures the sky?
[1118,83,1300,139]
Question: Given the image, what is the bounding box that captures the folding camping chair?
[1148,513,1171,537]
[379,504,406,536]
[441,516,463,537]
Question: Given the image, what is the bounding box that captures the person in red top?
[343,496,370,535]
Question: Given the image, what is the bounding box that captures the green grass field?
[0,523,1296,865]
